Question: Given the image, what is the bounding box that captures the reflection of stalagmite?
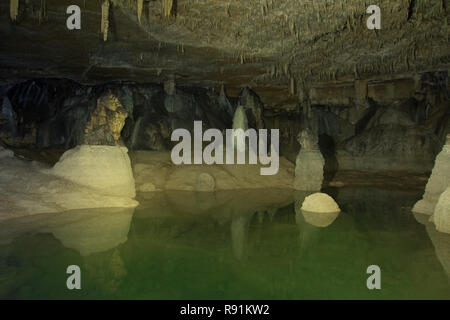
[230,213,251,261]
[294,193,317,255]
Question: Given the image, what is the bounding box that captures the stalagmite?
[137,0,143,24]
[294,115,324,191]
[232,105,249,154]
[10,0,19,22]
[101,0,110,42]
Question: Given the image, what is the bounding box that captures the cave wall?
[0,71,448,174]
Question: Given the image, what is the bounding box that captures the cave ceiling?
[0,0,449,106]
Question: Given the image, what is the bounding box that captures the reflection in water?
[414,213,450,280]
[0,187,449,299]
[0,208,135,256]
[231,212,252,261]
[85,249,128,295]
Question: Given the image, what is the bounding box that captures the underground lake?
[0,188,449,300]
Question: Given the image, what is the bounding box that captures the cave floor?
[9,147,430,191]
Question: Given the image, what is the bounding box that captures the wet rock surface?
[413,135,450,215]
[0,145,138,221]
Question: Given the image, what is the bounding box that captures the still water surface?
[0,187,449,299]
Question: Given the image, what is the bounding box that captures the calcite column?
[294,124,325,191]
[413,134,450,216]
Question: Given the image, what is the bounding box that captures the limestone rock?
[133,151,294,191]
[294,149,324,191]
[0,146,13,158]
[301,193,340,213]
[232,105,249,153]
[413,135,450,215]
[294,128,324,191]
[0,146,138,222]
[84,90,128,146]
[196,173,216,192]
[52,145,136,198]
[339,124,440,172]
[238,87,264,129]
[433,187,450,234]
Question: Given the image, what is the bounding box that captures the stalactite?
[10,0,19,22]
[163,0,173,18]
[39,0,46,25]
[101,0,110,42]
[137,0,143,24]
[289,77,296,96]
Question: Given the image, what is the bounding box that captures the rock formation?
[301,192,341,214]
[0,146,137,222]
[294,190,340,228]
[239,88,265,130]
[232,105,249,154]
[433,187,450,234]
[84,90,129,146]
[101,0,110,41]
[132,151,294,192]
[413,134,450,216]
[9,0,18,22]
[294,123,325,191]
[51,145,136,198]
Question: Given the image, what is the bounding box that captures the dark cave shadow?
[319,134,338,185]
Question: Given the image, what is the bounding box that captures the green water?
[0,187,449,300]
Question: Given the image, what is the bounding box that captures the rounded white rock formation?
[51,145,136,198]
[433,187,450,234]
[301,193,341,213]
